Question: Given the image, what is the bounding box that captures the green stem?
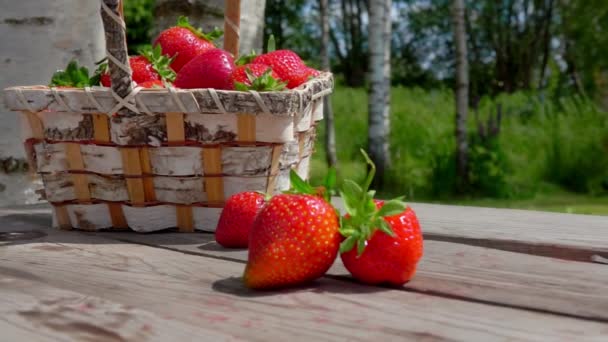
[360,148,376,193]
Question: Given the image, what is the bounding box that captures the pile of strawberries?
[51,17,320,91]
[216,151,424,290]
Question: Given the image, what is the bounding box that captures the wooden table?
[1,202,607,341]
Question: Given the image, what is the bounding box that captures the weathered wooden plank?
[0,229,606,341]
[402,202,608,262]
[102,231,608,323]
[0,273,233,341]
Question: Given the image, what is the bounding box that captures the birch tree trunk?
[320,0,338,169]
[367,0,392,187]
[0,0,105,205]
[452,0,469,191]
[154,0,266,55]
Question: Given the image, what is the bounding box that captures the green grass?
[310,85,608,216]
[442,185,608,215]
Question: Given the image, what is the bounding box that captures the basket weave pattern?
[1,0,333,232]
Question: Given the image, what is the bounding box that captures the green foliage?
[176,16,223,42]
[234,68,287,92]
[140,45,176,82]
[312,86,608,200]
[467,134,510,198]
[338,150,406,256]
[50,61,97,87]
[123,0,155,54]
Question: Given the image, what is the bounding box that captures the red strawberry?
[174,49,235,90]
[338,151,423,286]
[153,16,222,72]
[230,63,286,91]
[341,202,423,286]
[98,46,176,87]
[139,80,165,88]
[100,73,111,87]
[253,50,311,89]
[243,193,341,290]
[215,192,266,248]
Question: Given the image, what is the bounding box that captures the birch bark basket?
[2,0,333,232]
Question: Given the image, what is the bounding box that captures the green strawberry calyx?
[285,167,337,204]
[140,45,177,82]
[50,60,97,88]
[235,50,258,66]
[177,16,223,43]
[339,149,407,256]
[234,68,287,92]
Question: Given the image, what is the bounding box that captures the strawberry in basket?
[96,45,175,87]
[253,50,320,89]
[154,16,223,72]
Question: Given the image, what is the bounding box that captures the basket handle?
[100,0,135,111]
[223,0,241,57]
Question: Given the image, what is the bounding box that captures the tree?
[320,0,338,169]
[0,0,105,205]
[368,0,392,187]
[452,0,469,190]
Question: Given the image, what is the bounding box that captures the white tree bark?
[368,0,392,186]
[452,0,469,188]
[0,0,105,205]
[320,0,338,169]
[153,0,267,55]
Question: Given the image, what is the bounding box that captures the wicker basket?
[1,0,333,233]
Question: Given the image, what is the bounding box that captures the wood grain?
[388,202,608,262]
[0,276,233,341]
[3,72,334,117]
[1,229,606,341]
[223,0,241,57]
[100,0,135,114]
[105,231,608,323]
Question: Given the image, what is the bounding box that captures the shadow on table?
[212,275,393,297]
[0,211,216,246]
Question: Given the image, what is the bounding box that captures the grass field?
[309,86,608,216]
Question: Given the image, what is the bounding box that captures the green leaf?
[339,191,357,216]
[376,199,407,218]
[360,148,376,193]
[356,238,367,257]
[340,180,363,216]
[377,219,396,237]
[339,235,357,254]
[235,50,258,66]
[140,45,177,82]
[177,16,223,43]
[234,82,250,91]
[49,60,96,88]
[324,167,337,192]
[342,179,363,201]
[289,169,314,194]
[234,67,287,92]
[267,34,276,52]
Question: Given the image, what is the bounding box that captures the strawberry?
[154,16,222,72]
[338,150,423,286]
[253,50,310,89]
[174,49,235,90]
[139,80,165,88]
[98,46,176,87]
[231,64,286,91]
[215,192,266,248]
[243,190,341,290]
